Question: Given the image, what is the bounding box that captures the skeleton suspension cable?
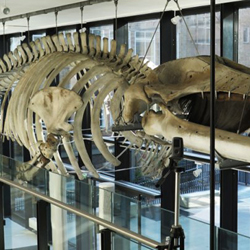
[2,22,5,53]
[80,5,84,31]
[138,0,170,73]
[27,16,30,43]
[114,0,118,39]
[55,10,58,34]
[174,0,200,55]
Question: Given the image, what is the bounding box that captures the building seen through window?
[239,8,250,66]
[176,12,221,58]
[90,24,114,51]
[128,19,160,68]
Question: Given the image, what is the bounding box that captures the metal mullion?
[0,183,5,250]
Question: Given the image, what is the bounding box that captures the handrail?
[0,176,164,249]
[91,176,161,198]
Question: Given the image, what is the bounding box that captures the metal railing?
[0,176,166,249]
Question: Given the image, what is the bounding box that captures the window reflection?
[239,8,250,66]
[177,12,221,58]
[10,36,23,51]
[128,19,160,68]
[90,24,114,51]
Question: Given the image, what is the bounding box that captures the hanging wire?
[80,5,84,31]
[137,0,171,73]
[174,0,200,55]
[121,0,171,119]
[55,10,58,34]
[114,0,118,39]
[2,22,5,54]
[27,16,30,43]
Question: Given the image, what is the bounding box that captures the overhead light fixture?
[2,0,10,15]
[193,168,202,178]
[171,15,181,25]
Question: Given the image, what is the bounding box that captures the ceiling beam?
[0,0,113,23]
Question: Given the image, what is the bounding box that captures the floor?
[4,218,37,250]
[3,184,250,250]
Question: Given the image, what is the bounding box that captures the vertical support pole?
[210,1,216,250]
[160,11,176,63]
[101,229,112,250]
[220,4,238,249]
[0,183,5,250]
[219,170,238,249]
[161,169,175,243]
[37,200,50,250]
[159,10,176,243]
[3,184,10,218]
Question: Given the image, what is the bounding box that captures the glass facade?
[128,19,160,68]
[2,3,250,248]
[176,12,221,58]
[239,8,250,66]
[1,156,250,250]
[90,24,114,51]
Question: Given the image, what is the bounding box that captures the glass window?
[32,33,46,41]
[239,8,250,66]
[176,12,221,58]
[238,8,250,238]
[90,24,114,51]
[10,36,22,51]
[90,24,113,40]
[128,19,160,68]
[243,27,249,43]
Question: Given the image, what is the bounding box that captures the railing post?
[37,200,50,250]
[101,228,112,250]
[0,183,5,250]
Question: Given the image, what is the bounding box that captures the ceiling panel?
[0,0,245,34]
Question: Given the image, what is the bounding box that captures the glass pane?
[3,155,250,249]
[12,141,23,162]
[90,24,114,51]
[113,233,154,250]
[238,8,250,237]
[128,19,160,68]
[239,8,250,66]
[238,177,250,237]
[181,214,209,249]
[4,187,38,249]
[177,12,221,58]
[216,227,250,250]
[10,36,22,51]
[32,33,46,41]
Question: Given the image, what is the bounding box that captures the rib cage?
[0,32,154,179]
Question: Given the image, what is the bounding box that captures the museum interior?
[1,0,250,249]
